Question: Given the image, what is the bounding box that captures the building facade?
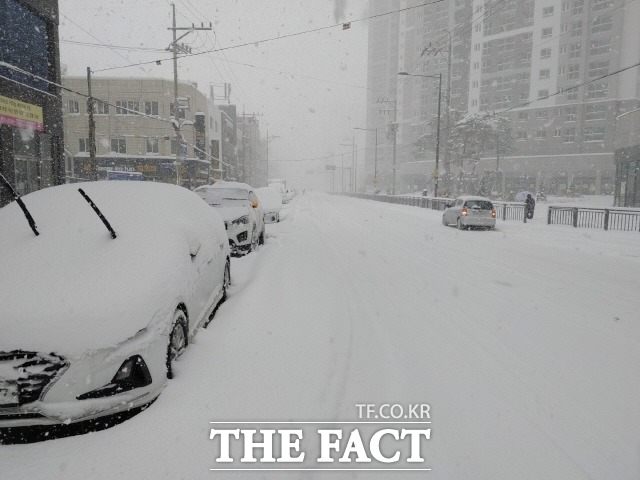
[366,0,640,197]
[0,0,64,207]
[62,76,223,189]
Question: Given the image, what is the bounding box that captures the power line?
[91,0,447,73]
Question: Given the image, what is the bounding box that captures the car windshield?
[210,188,248,200]
[465,200,493,210]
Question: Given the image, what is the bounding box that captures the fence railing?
[340,193,640,231]
[342,193,527,221]
[548,206,640,231]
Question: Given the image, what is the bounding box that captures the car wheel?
[249,226,259,252]
[259,228,265,245]
[456,218,465,230]
[442,215,448,226]
[166,309,188,379]
[221,259,230,302]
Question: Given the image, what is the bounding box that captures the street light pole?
[398,71,442,197]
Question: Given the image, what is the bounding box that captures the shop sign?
[0,95,44,131]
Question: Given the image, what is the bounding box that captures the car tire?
[166,309,188,380]
[259,228,265,245]
[249,226,259,252]
[442,215,448,226]
[456,218,465,230]
[221,259,230,302]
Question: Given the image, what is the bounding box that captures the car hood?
[212,206,251,222]
[0,182,224,358]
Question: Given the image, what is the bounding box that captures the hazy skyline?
[59,0,370,188]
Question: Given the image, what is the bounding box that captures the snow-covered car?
[195,181,265,255]
[0,181,230,428]
[442,195,497,230]
[255,186,283,223]
[268,182,290,204]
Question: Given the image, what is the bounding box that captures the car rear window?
[210,188,249,200]
[465,200,493,209]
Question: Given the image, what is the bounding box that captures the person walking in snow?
[524,193,535,220]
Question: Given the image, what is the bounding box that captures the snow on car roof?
[0,181,226,357]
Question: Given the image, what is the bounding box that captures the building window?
[566,88,579,101]
[538,89,549,99]
[518,111,529,121]
[517,131,528,140]
[585,104,607,120]
[554,129,561,137]
[593,0,613,10]
[541,27,553,38]
[116,101,139,115]
[540,48,551,59]
[95,100,109,115]
[473,61,479,70]
[561,24,569,33]
[519,93,529,104]
[521,32,533,42]
[537,110,548,119]
[111,138,126,153]
[565,106,577,121]
[589,60,610,78]
[571,21,583,37]
[471,99,478,107]
[78,138,89,152]
[569,43,581,58]
[144,101,159,116]
[572,0,584,15]
[559,66,566,75]
[535,130,547,139]
[590,38,611,56]
[563,128,576,143]
[539,69,550,80]
[562,2,570,12]
[584,126,605,142]
[146,137,159,153]
[542,6,554,16]
[474,43,480,51]
[592,15,613,33]
[568,64,580,80]
[559,45,567,54]
[68,99,79,114]
[587,82,609,98]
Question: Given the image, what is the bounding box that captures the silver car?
[442,195,496,230]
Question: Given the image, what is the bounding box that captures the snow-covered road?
[2,192,639,479]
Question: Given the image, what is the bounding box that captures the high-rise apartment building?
[365,0,640,197]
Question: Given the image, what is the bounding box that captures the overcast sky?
[59,0,370,188]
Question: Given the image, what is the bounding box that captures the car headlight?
[76,355,152,400]
[231,215,250,226]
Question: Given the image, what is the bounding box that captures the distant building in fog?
[365,0,640,197]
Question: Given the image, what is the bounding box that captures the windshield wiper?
[0,172,39,236]
[78,188,117,239]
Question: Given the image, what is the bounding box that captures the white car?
[196,181,265,255]
[255,186,283,223]
[442,195,497,230]
[0,181,230,429]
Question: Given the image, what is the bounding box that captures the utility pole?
[378,98,397,194]
[86,67,97,181]
[168,3,212,186]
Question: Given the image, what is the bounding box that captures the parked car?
[442,195,497,230]
[255,186,283,223]
[0,181,230,429]
[195,181,265,255]
[268,182,291,204]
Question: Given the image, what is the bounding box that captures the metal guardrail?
[341,193,640,231]
[548,206,640,231]
[342,193,527,221]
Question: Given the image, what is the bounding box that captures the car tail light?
[491,208,496,218]
[461,207,468,216]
